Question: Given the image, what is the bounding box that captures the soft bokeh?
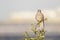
[0,0,60,40]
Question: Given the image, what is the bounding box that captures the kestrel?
[35,9,44,26]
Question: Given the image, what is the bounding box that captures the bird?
[35,9,45,27]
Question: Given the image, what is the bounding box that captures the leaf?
[23,32,28,37]
[37,20,42,25]
[37,18,47,25]
[31,24,37,34]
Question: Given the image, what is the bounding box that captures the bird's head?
[37,9,41,13]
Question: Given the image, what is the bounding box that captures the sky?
[0,0,60,33]
[0,0,60,23]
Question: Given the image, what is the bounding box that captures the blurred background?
[0,0,60,40]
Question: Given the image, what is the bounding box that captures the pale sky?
[0,0,60,23]
[0,0,60,33]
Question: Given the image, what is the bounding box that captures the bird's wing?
[35,12,42,21]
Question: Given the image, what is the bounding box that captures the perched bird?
[35,9,44,25]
